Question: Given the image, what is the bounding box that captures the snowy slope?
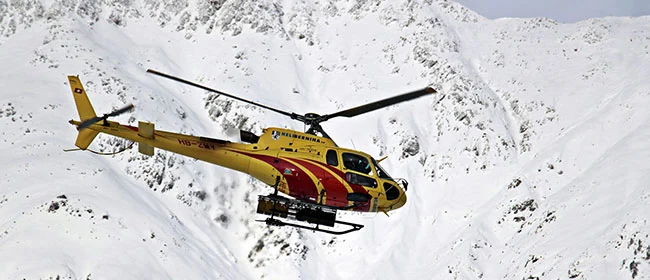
[1,0,650,279]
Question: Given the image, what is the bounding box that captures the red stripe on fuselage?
[306,159,368,195]
[291,159,349,207]
[303,159,371,212]
[235,151,319,202]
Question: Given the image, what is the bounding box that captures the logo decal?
[271,130,280,140]
[74,88,83,94]
[284,168,292,175]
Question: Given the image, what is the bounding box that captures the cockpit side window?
[326,150,338,166]
[342,152,373,175]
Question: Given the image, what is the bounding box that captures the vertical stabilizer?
[68,76,99,149]
[68,75,97,121]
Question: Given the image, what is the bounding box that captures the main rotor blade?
[322,87,435,121]
[147,69,297,119]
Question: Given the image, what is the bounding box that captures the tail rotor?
[76,104,134,131]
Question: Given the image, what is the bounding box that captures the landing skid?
[259,217,364,235]
[255,195,364,235]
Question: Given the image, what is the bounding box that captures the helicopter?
[66,69,435,234]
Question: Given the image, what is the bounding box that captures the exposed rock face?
[2,0,650,279]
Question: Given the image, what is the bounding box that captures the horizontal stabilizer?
[75,129,99,150]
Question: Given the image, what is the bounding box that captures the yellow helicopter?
[67,69,435,234]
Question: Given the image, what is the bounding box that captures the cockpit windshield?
[371,158,392,180]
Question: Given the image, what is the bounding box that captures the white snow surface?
[1,0,650,279]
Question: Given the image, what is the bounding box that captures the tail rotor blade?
[77,116,104,131]
[77,104,134,131]
[107,104,135,117]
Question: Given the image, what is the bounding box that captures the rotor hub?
[303,113,323,125]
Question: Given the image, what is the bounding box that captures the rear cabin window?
[326,150,338,166]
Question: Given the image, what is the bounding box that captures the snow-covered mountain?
[1,0,650,279]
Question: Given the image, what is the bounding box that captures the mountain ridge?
[1,0,649,279]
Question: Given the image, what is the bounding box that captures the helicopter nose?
[386,187,407,210]
[394,189,407,209]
